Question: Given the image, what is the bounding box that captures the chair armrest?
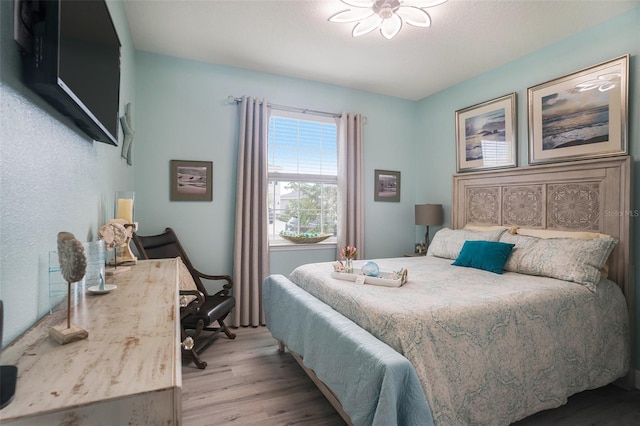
[179,289,205,307]
[192,269,234,296]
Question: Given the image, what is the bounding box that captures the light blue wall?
[415,8,640,370]
[2,0,637,375]
[134,8,638,370]
[0,0,136,346]
[133,52,419,281]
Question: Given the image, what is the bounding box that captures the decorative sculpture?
[99,219,137,275]
[49,232,88,345]
[333,260,347,273]
[120,102,135,165]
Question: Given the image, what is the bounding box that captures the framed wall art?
[455,93,517,172]
[527,54,629,165]
[374,169,400,202]
[170,160,213,201]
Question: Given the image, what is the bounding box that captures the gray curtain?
[337,113,365,259]
[232,96,270,327]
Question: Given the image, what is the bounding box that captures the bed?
[263,156,634,426]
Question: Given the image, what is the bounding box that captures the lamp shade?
[415,204,444,226]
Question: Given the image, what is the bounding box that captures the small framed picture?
[170,160,213,201]
[527,54,628,165]
[374,170,400,202]
[455,93,517,172]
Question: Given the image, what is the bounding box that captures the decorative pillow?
[452,240,515,274]
[498,233,617,291]
[427,228,506,260]
[507,229,613,279]
[499,233,539,271]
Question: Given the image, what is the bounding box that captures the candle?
[116,198,134,223]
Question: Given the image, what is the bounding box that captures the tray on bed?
[331,268,407,287]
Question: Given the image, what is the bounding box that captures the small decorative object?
[340,245,357,273]
[374,169,400,202]
[455,93,517,172]
[346,259,353,273]
[49,232,89,345]
[331,267,408,287]
[333,261,347,272]
[183,336,195,351]
[99,219,134,275]
[391,268,408,282]
[113,192,138,266]
[527,54,628,165]
[170,160,213,201]
[83,240,108,293]
[120,102,135,166]
[361,261,379,277]
[279,231,331,244]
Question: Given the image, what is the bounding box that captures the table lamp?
[415,204,444,250]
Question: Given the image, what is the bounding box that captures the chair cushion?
[182,294,236,328]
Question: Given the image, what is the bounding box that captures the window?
[267,110,338,245]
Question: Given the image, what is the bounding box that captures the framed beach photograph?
[455,93,517,173]
[374,170,400,202]
[527,54,629,165]
[170,160,213,201]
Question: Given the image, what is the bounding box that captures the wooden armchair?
[132,227,236,369]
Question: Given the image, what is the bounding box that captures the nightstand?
[404,252,426,257]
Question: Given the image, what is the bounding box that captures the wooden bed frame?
[453,155,634,389]
[280,155,634,424]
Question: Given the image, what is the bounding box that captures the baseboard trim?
[636,369,640,390]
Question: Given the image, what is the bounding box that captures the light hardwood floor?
[182,327,640,426]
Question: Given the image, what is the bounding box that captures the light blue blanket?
[263,274,433,426]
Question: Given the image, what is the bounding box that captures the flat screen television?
[20,0,121,145]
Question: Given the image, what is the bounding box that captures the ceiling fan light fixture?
[328,8,375,23]
[397,6,431,28]
[352,14,385,37]
[342,0,376,7]
[330,0,446,39]
[380,14,403,39]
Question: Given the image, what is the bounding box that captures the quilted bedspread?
[288,255,630,425]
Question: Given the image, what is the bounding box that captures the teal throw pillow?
[452,240,515,274]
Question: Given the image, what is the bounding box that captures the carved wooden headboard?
[453,156,634,386]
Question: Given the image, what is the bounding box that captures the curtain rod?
[227,95,343,119]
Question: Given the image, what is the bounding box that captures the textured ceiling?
[123,0,639,101]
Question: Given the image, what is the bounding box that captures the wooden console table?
[0,259,182,425]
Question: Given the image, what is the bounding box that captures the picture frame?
[527,54,629,165]
[455,93,517,173]
[170,160,213,201]
[374,169,400,202]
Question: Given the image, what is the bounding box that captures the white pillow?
[427,228,506,260]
